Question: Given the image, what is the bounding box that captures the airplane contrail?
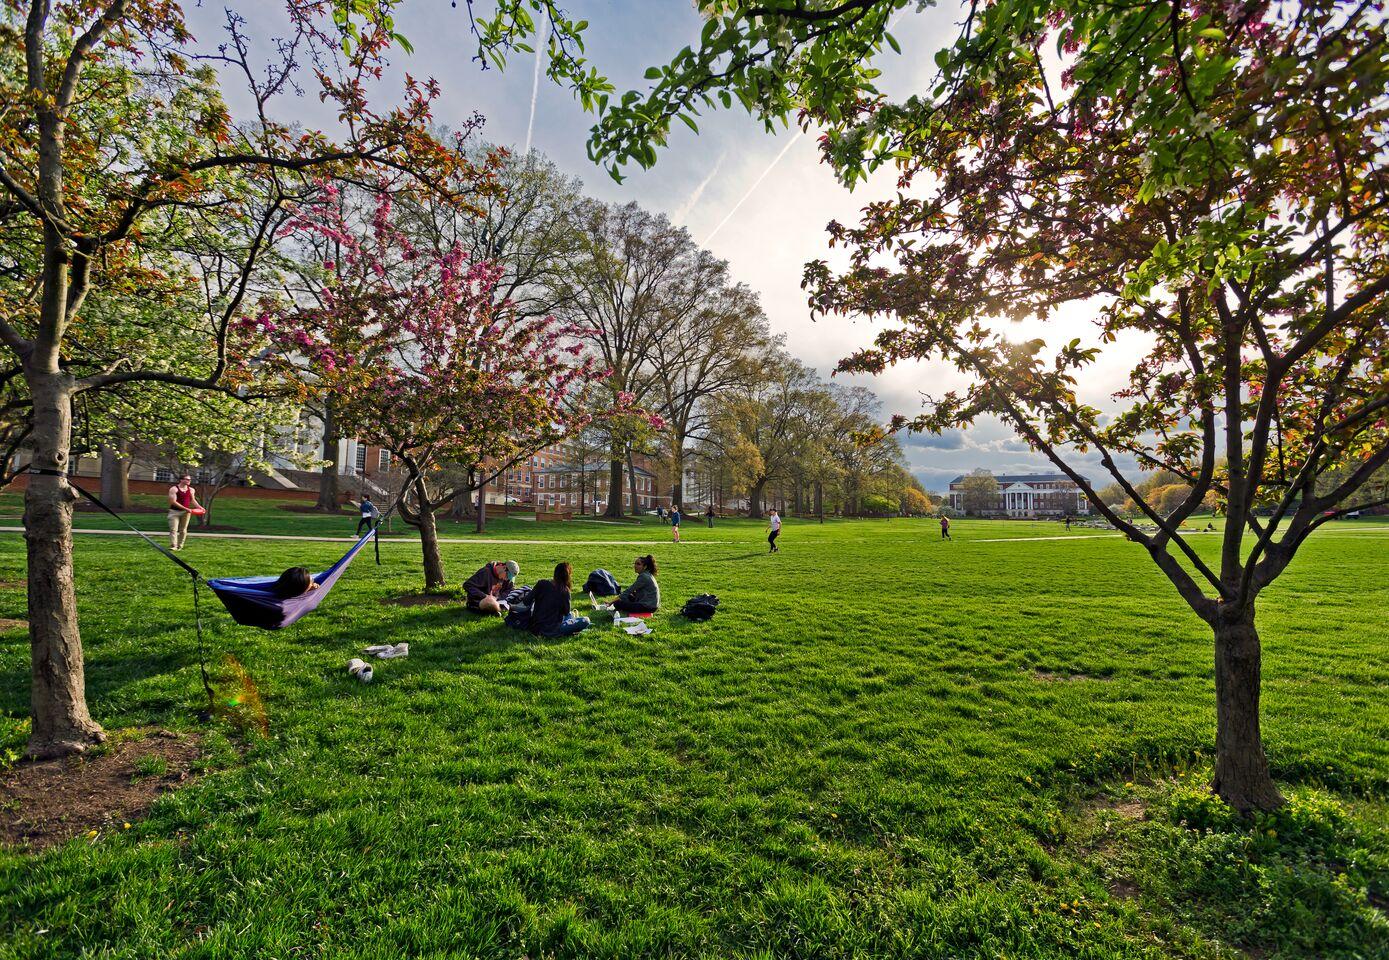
[673,151,726,226]
[700,133,801,245]
[524,25,549,155]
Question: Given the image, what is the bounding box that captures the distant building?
[533,458,670,514]
[947,472,1091,518]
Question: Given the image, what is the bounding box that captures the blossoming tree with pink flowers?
[259,189,612,589]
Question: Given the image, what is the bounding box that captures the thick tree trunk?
[670,440,684,511]
[415,478,446,590]
[1212,607,1284,811]
[626,451,640,515]
[814,480,824,522]
[604,455,624,517]
[475,476,488,534]
[748,478,767,520]
[792,480,803,515]
[317,403,341,512]
[450,489,473,521]
[98,441,129,509]
[24,371,105,758]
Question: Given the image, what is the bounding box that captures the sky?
[189,1,1145,493]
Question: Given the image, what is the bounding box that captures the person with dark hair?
[767,509,782,553]
[670,506,681,543]
[705,505,715,528]
[272,567,320,600]
[528,562,590,637]
[940,514,952,540]
[357,495,379,536]
[464,560,520,615]
[167,473,203,551]
[613,555,660,614]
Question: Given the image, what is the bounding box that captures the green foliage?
[858,492,893,514]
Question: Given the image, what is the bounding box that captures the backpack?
[680,594,720,622]
[583,569,621,597]
[504,603,532,630]
[503,585,533,607]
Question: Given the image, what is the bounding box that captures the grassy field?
[1,511,1387,958]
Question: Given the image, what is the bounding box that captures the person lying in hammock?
[463,560,519,615]
[612,555,660,614]
[272,567,320,600]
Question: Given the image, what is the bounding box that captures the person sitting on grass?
[612,555,660,614]
[272,567,320,600]
[528,562,590,637]
[463,560,519,615]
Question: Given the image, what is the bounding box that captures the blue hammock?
[205,527,378,630]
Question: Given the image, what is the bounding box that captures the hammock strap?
[190,573,216,713]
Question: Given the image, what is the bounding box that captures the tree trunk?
[792,480,803,515]
[450,489,473,521]
[475,476,488,534]
[627,451,641,515]
[604,455,624,517]
[98,441,128,509]
[670,439,684,511]
[317,403,341,512]
[1211,607,1284,811]
[814,480,824,522]
[415,478,446,590]
[24,371,105,758]
[748,478,767,520]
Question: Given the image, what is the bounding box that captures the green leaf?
[643,66,662,80]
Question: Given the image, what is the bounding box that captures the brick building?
[947,472,1091,518]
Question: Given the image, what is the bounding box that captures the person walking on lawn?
[767,509,782,553]
[167,473,202,551]
[670,506,681,543]
[940,514,952,540]
[706,505,715,528]
[357,495,379,536]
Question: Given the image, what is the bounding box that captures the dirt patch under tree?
[0,729,201,851]
[382,593,458,608]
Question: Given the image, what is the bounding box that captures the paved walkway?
[0,526,727,547]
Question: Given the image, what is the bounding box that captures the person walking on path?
[767,509,782,553]
[670,506,681,544]
[705,505,715,528]
[940,514,952,540]
[167,473,202,551]
[357,495,379,536]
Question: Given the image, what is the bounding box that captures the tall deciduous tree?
[555,0,1388,809]
[0,1,484,758]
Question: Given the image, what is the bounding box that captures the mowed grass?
[0,514,1387,958]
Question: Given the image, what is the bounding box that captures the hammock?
[205,526,378,629]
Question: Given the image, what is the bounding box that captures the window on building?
[354,445,367,474]
[378,449,391,471]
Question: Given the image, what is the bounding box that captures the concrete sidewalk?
[0,526,728,547]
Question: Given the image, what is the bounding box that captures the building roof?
[948,473,1081,485]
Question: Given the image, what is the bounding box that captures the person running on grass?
[528,562,590,637]
[357,495,379,536]
[463,560,519,616]
[767,509,782,553]
[940,514,952,540]
[613,555,660,614]
[670,506,681,543]
[167,473,203,551]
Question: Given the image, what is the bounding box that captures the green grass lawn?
[1,512,1387,958]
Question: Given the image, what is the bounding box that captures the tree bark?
[627,450,641,515]
[98,441,128,509]
[1211,606,1284,812]
[475,476,488,534]
[814,480,824,522]
[317,402,341,512]
[670,439,684,511]
[604,454,624,517]
[415,477,446,590]
[748,477,767,520]
[24,370,105,758]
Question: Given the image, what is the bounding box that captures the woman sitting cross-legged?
[528,562,590,638]
[612,554,660,614]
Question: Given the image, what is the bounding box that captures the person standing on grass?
[464,560,519,615]
[1064,515,1071,531]
[767,509,781,553]
[357,495,379,536]
[167,473,202,551]
[940,514,952,540]
[706,504,715,528]
[670,506,681,543]
[613,555,660,614]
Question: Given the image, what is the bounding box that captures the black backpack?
[583,569,622,597]
[680,594,720,621]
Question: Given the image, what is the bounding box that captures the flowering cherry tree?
[258,189,610,589]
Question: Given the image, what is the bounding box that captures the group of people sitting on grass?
[459,554,661,638]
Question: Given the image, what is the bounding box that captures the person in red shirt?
[167,473,203,551]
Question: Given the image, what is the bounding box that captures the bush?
[859,493,894,515]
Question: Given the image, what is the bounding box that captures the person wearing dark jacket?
[528,562,590,637]
[613,555,660,614]
[464,560,519,615]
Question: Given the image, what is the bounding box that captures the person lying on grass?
[528,562,590,638]
[464,560,519,615]
[612,555,660,614]
[272,567,320,600]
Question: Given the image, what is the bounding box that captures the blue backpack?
[583,569,621,597]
